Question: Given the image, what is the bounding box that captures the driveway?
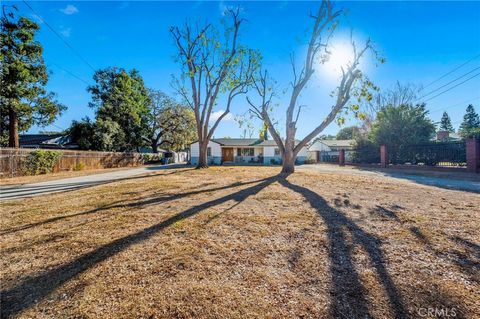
[299,164,480,193]
[2,163,478,201]
[0,164,187,201]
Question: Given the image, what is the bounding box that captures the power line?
[420,53,480,91]
[429,96,480,115]
[417,66,480,101]
[22,0,96,72]
[51,123,65,131]
[48,62,90,85]
[422,72,480,103]
[40,123,65,132]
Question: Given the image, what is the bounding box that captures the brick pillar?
[339,149,345,166]
[380,145,388,168]
[466,138,480,173]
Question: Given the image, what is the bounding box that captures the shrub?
[351,138,380,164]
[142,153,153,163]
[270,158,280,165]
[24,150,62,175]
[73,162,85,171]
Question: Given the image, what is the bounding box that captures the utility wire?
[417,66,480,101]
[421,72,480,103]
[22,0,96,72]
[48,62,90,85]
[51,123,65,131]
[429,96,480,114]
[420,53,480,91]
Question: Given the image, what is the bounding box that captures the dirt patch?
[1,166,479,318]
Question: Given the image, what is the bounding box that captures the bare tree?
[170,8,259,168]
[361,82,420,132]
[370,82,419,112]
[248,0,376,173]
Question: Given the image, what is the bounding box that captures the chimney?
[437,131,450,141]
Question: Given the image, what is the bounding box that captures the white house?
[307,139,355,162]
[189,138,308,166]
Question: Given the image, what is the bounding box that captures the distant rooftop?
[19,133,64,147]
[19,133,77,149]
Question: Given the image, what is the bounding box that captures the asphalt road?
[0,164,186,201]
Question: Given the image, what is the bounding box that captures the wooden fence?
[0,148,160,178]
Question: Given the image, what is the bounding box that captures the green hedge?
[24,150,62,175]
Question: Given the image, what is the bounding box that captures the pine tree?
[459,104,480,138]
[439,112,454,132]
[0,6,65,147]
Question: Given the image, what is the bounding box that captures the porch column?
[339,149,345,166]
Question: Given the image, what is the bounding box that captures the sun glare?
[321,41,355,79]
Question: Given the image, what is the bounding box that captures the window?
[274,148,280,156]
[237,148,254,157]
[207,147,211,157]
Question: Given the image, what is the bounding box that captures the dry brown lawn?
[1,166,479,318]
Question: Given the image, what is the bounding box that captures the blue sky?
[12,1,480,138]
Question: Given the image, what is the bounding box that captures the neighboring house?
[138,146,167,154]
[189,138,308,165]
[19,134,78,149]
[307,139,355,162]
[435,131,461,141]
[164,150,188,163]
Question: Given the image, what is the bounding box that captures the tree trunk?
[197,140,209,169]
[8,108,19,148]
[152,143,158,153]
[281,125,297,174]
[281,147,296,174]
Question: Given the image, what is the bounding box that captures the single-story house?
[307,139,355,162]
[189,138,308,165]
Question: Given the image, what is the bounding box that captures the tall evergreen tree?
[87,67,150,151]
[439,111,454,132]
[0,6,65,147]
[459,104,480,138]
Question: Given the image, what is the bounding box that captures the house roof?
[210,138,301,147]
[211,138,260,146]
[442,132,461,140]
[19,134,64,147]
[318,139,355,147]
[19,133,77,149]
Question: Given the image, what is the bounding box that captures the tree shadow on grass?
[278,177,408,319]
[371,204,479,285]
[0,175,279,318]
[369,205,471,317]
[0,178,262,235]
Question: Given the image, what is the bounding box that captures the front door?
[222,148,234,162]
